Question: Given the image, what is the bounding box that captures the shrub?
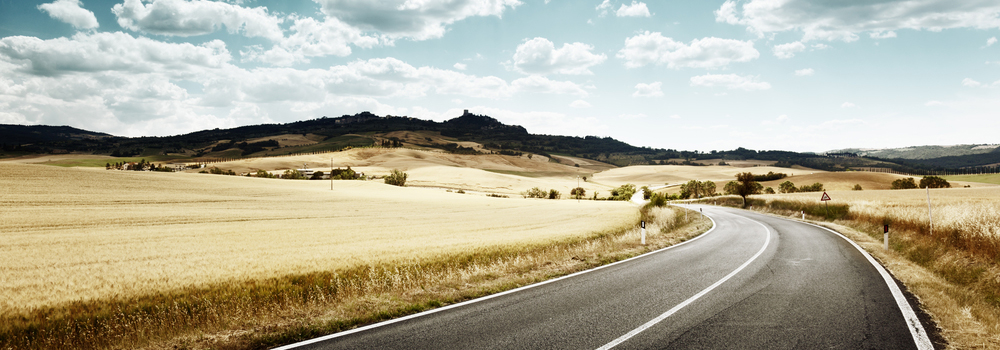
[649,192,667,207]
[384,169,407,186]
[282,169,304,179]
[641,186,652,200]
[310,171,325,180]
[456,189,465,194]
[548,189,561,199]
[764,187,775,194]
[609,184,636,201]
[891,177,918,190]
[778,180,797,193]
[853,184,863,191]
[524,187,546,198]
[798,182,825,192]
[255,170,275,178]
[570,187,586,199]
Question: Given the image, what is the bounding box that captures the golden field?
[0,162,637,315]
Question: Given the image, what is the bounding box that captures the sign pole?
[330,158,334,190]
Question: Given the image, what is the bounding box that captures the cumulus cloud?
[987,37,997,47]
[0,31,590,136]
[773,41,804,59]
[453,63,467,70]
[794,68,814,76]
[632,82,663,97]
[596,0,613,16]
[715,0,1000,42]
[689,73,770,91]
[841,102,856,108]
[511,37,607,75]
[37,0,99,30]
[313,0,522,41]
[569,99,591,108]
[617,32,759,69]
[762,114,789,125]
[112,0,284,41]
[240,16,382,66]
[616,1,651,17]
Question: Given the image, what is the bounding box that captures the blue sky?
[1,0,998,152]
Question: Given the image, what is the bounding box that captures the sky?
[0,0,998,153]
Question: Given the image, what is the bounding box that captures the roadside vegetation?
[695,188,1000,348]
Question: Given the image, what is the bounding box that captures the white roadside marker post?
[926,187,934,236]
[884,224,889,250]
[641,220,646,245]
[801,211,805,220]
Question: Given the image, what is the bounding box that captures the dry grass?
[0,161,713,349]
[701,188,1000,349]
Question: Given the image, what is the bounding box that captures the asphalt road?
[279,205,932,350]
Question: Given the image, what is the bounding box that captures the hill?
[3,111,997,173]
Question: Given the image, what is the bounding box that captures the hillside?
[830,144,1000,159]
[3,111,998,172]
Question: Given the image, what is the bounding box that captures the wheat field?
[0,162,637,316]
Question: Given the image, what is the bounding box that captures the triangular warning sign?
[821,192,831,201]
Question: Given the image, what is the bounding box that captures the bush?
[891,177,918,190]
[524,187,546,198]
[853,184,863,191]
[798,182,824,192]
[641,186,652,200]
[778,180,797,193]
[255,169,275,178]
[764,187,775,194]
[570,187,586,199]
[282,169,305,179]
[609,184,637,201]
[548,189,561,199]
[649,192,667,207]
[384,169,407,186]
[310,171,325,180]
[752,171,788,182]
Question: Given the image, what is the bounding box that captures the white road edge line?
[802,221,934,350]
[596,215,772,350]
[273,207,717,350]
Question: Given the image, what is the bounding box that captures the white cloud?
[596,0,613,16]
[313,0,522,41]
[962,78,1000,88]
[924,100,942,106]
[616,113,648,119]
[988,37,998,47]
[242,16,382,66]
[569,99,591,108]
[668,114,680,119]
[617,32,759,69]
[511,37,607,75]
[841,102,856,108]
[794,68,814,76]
[869,31,897,39]
[716,0,1000,42]
[37,0,99,30]
[773,41,804,59]
[690,74,770,91]
[616,1,651,17]
[112,0,285,41]
[812,43,830,50]
[632,81,663,97]
[453,63,467,70]
[0,31,591,136]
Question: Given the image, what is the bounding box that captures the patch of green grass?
[941,174,1000,185]
[44,156,187,167]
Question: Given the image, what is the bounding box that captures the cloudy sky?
[1,0,998,152]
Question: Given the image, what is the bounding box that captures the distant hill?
[829,144,1000,159]
[2,112,996,173]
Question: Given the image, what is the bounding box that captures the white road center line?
[596,216,771,350]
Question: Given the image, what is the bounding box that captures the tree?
[680,180,700,199]
[524,187,546,198]
[735,172,761,207]
[649,192,667,207]
[255,169,274,178]
[610,184,637,201]
[282,169,304,179]
[641,186,652,200]
[310,171,325,180]
[798,183,825,192]
[105,162,111,170]
[384,169,407,186]
[764,187,775,194]
[723,181,740,195]
[919,176,951,189]
[778,181,797,193]
[853,184,863,191]
[891,177,918,190]
[571,187,586,199]
[701,181,717,197]
[548,189,561,199]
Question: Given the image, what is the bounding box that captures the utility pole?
[330,158,334,190]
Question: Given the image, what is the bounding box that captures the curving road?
[277,205,933,350]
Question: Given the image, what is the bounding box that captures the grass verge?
[0,205,710,350]
[695,196,1000,349]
